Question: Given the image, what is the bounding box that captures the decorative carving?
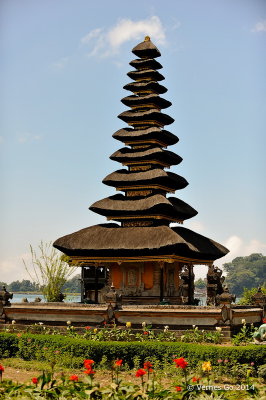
[216,286,236,305]
[127,190,152,197]
[251,287,266,308]
[130,165,151,172]
[132,145,150,149]
[127,268,137,286]
[123,221,152,227]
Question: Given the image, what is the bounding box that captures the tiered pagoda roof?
[54,37,229,263]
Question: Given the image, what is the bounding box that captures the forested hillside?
[223,253,266,295]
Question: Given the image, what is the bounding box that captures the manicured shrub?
[0,332,265,369]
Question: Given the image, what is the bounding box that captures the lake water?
[10,293,81,303]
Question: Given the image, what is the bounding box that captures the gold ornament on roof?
[144,36,150,41]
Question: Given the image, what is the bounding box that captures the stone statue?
[179,265,190,303]
[253,323,266,344]
[0,286,13,306]
[207,265,225,306]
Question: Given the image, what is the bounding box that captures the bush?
[1,332,266,369]
[258,364,266,382]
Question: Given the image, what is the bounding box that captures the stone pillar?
[188,264,195,305]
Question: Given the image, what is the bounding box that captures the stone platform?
[1,302,263,332]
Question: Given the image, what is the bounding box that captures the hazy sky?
[1,0,265,284]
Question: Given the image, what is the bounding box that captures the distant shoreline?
[10,291,81,295]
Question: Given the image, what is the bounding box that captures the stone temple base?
[2,303,263,331]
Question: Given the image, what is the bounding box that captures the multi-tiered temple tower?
[54,37,229,305]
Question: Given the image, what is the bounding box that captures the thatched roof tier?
[90,194,198,221]
[130,58,162,70]
[123,81,167,95]
[132,38,161,58]
[110,146,182,166]
[127,69,164,82]
[121,94,171,109]
[53,223,229,261]
[113,127,179,146]
[103,169,188,191]
[118,109,174,126]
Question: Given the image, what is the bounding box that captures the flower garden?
[0,321,266,399]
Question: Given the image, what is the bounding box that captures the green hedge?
[0,332,265,368]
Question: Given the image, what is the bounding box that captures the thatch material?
[90,194,198,220]
[110,146,182,166]
[132,39,161,58]
[130,58,162,70]
[121,94,171,109]
[103,168,188,190]
[127,69,164,81]
[123,81,167,95]
[118,109,174,126]
[53,223,229,260]
[112,127,179,146]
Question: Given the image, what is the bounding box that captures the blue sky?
[1,0,265,283]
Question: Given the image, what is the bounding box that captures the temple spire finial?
[144,35,150,41]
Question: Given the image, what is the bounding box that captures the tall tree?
[223,253,266,296]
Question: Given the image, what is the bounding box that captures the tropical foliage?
[223,253,266,296]
[23,242,77,301]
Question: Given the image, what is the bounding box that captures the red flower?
[84,359,95,369]
[85,326,91,330]
[176,386,182,392]
[114,359,123,367]
[135,369,146,377]
[192,377,200,382]
[31,377,38,384]
[143,361,153,371]
[84,366,95,375]
[0,365,4,372]
[262,318,266,323]
[143,331,149,335]
[173,357,188,369]
[69,374,79,381]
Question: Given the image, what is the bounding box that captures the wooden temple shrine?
[1,38,264,330]
[53,37,229,306]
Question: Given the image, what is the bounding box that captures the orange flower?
[85,326,91,330]
[135,369,146,377]
[84,359,95,369]
[114,359,123,367]
[192,376,200,382]
[69,374,79,381]
[143,331,149,335]
[31,377,38,384]
[84,366,95,375]
[176,386,182,392]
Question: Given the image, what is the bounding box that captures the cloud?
[80,16,167,58]
[17,132,42,144]
[215,235,266,268]
[251,20,266,32]
[52,57,69,70]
